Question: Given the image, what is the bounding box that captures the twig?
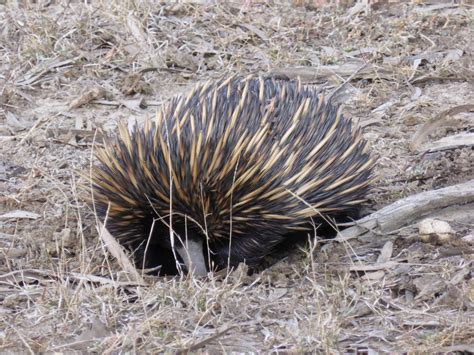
[177,326,236,354]
[410,104,474,152]
[327,62,370,103]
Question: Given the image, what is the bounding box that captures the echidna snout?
[92,75,375,276]
[175,236,207,276]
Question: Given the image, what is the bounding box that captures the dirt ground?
[1,1,473,353]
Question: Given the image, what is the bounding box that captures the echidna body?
[92,76,374,275]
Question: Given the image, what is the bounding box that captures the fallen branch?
[268,61,392,84]
[336,180,474,241]
[424,132,474,152]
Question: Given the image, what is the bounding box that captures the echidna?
[92,75,375,276]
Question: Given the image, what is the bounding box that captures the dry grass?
[1,1,473,352]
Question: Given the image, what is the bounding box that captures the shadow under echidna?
[91,75,375,276]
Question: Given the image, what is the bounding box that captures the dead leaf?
[449,267,470,286]
[413,275,446,300]
[360,117,383,128]
[119,98,147,112]
[239,23,268,41]
[376,241,393,263]
[99,223,145,284]
[5,111,30,131]
[363,270,386,280]
[443,49,463,64]
[268,288,288,301]
[127,14,149,52]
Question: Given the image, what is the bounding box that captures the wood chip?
[69,87,107,109]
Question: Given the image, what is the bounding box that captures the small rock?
[418,218,453,243]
